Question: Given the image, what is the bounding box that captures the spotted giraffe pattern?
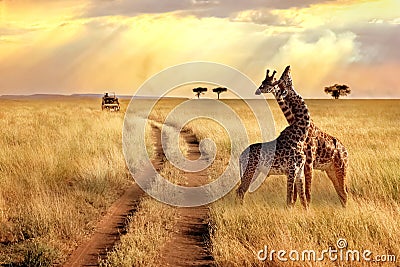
[270,72,349,207]
[236,66,311,209]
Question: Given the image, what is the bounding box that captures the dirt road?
[64,125,214,266]
[158,130,215,266]
[63,184,144,266]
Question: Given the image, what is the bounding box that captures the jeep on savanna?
[101,92,120,111]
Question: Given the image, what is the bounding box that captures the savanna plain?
[0,97,399,266]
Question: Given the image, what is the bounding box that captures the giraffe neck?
[280,83,310,137]
[274,93,295,125]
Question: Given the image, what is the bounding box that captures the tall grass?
[106,98,400,266]
[200,99,400,267]
[2,98,398,266]
[100,118,192,266]
[0,98,131,265]
[99,162,181,267]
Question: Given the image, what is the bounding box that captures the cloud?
[262,30,360,96]
[82,0,334,19]
[0,13,360,97]
[230,9,292,26]
[83,0,190,18]
[0,22,46,46]
[349,22,400,64]
[1,0,400,98]
[259,24,400,98]
[191,0,220,6]
[0,14,295,95]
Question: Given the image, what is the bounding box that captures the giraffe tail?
[236,160,244,198]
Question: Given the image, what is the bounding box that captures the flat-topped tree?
[324,84,351,99]
[193,87,207,99]
[212,87,227,99]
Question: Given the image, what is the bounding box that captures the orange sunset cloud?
[0,0,399,98]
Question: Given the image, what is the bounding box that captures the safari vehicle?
[101,92,120,111]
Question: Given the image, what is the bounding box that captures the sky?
[0,0,399,98]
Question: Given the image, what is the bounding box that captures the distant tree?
[324,84,351,99]
[193,87,208,99]
[212,87,227,99]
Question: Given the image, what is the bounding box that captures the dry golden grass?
[192,99,400,267]
[1,97,399,266]
[107,98,399,266]
[100,117,192,266]
[99,196,177,267]
[0,98,131,265]
[99,161,182,267]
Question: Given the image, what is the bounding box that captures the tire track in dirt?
[63,185,144,266]
[64,124,214,266]
[157,129,215,266]
[63,126,164,266]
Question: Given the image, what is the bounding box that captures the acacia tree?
[324,84,351,99]
[192,87,207,99]
[212,87,227,99]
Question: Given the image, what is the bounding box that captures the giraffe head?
[278,65,293,89]
[255,68,287,98]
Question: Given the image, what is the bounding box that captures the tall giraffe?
[236,66,311,209]
[258,69,349,207]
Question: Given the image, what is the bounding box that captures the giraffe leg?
[335,166,347,207]
[236,165,260,204]
[293,184,298,203]
[286,168,296,208]
[304,162,313,205]
[334,151,348,207]
[325,167,347,207]
[305,139,317,206]
[295,165,308,210]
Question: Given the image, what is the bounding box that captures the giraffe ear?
[280,65,291,80]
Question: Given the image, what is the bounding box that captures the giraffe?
[236,66,311,209]
[258,69,349,207]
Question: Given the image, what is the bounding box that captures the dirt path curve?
[64,126,164,267]
[63,185,144,266]
[64,124,214,266]
[158,129,215,266]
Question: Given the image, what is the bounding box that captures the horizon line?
[0,93,399,100]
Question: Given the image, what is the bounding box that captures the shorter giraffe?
[257,69,349,207]
[237,66,311,209]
